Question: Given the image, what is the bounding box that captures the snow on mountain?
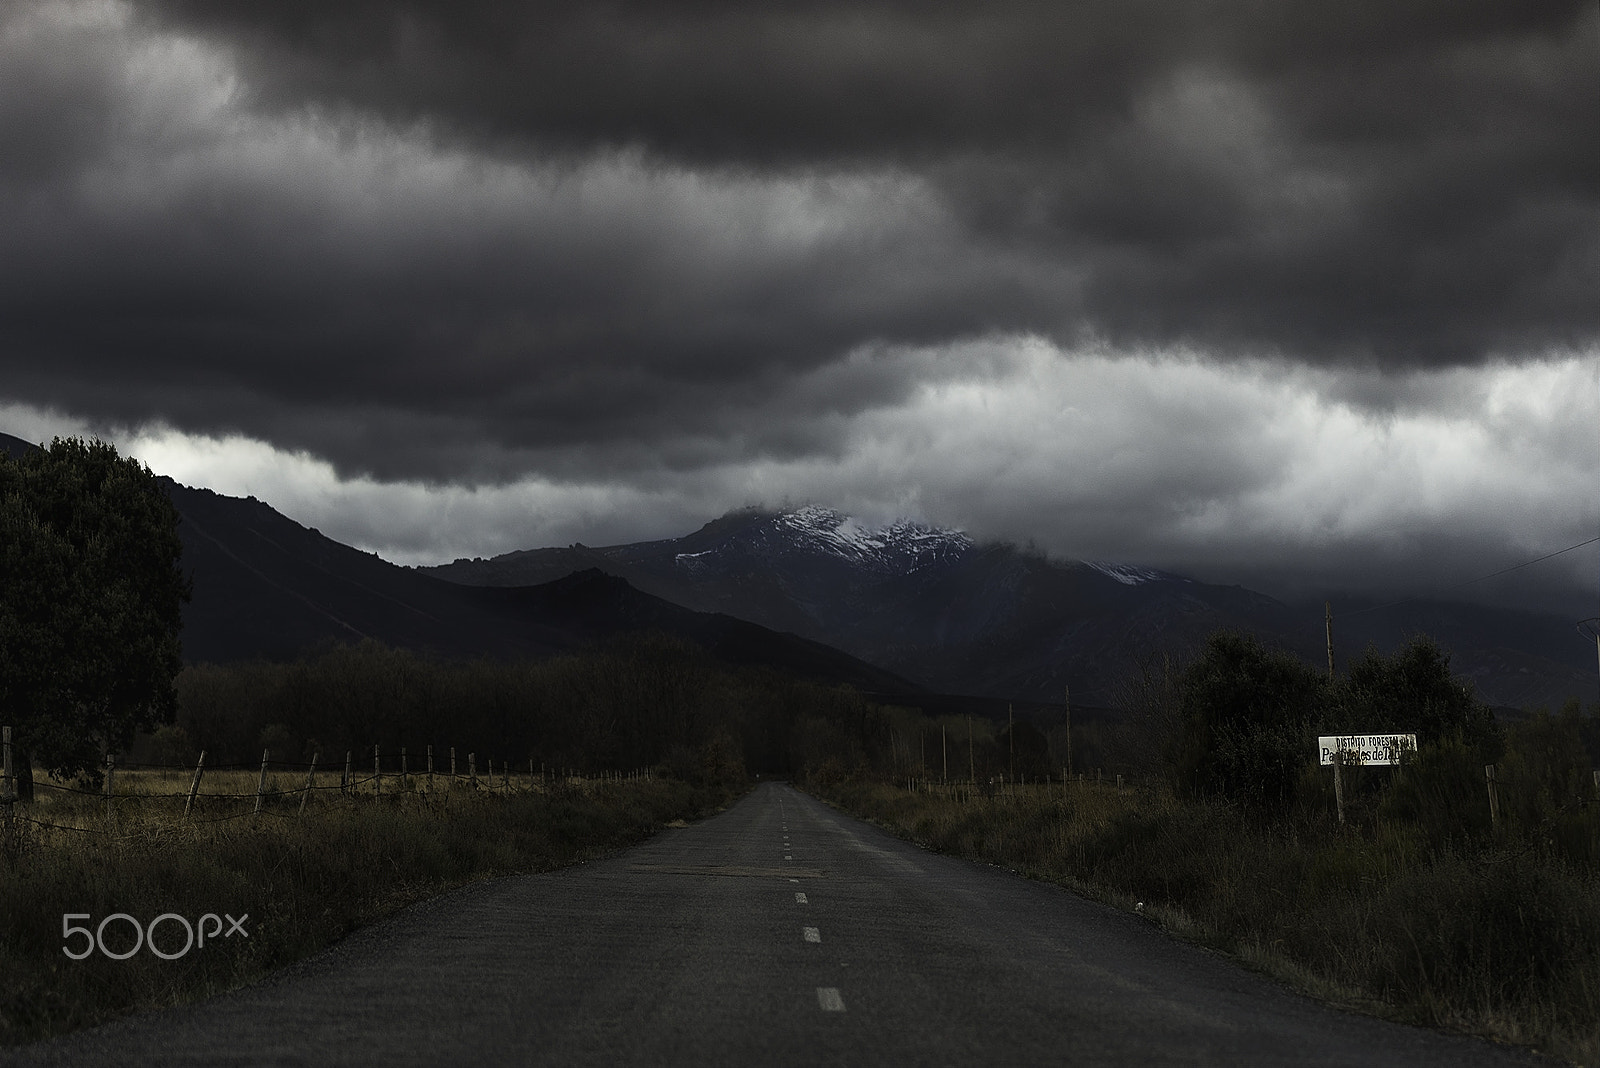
[674,505,975,575]
[670,506,1190,587]
[1084,561,1186,585]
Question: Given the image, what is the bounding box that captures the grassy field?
[810,776,1600,1066]
[0,768,740,1046]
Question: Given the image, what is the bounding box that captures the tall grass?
[813,777,1600,1065]
[0,773,740,1046]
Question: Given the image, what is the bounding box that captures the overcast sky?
[2,0,1596,615]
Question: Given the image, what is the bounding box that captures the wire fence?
[0,729,656,839]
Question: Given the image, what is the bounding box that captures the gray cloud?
[117,0,1599,365]
[0,0,1596,618]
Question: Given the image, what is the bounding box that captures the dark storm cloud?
[125,0,1600,366]
[2,0,1597,495]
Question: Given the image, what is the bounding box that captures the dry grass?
[0,771,737,1046]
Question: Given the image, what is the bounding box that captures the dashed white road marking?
[803,926,821,943]
[817,987,845,1012]
[795,892,808,904]
[789,878,799,883]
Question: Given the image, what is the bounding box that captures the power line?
[1344,535,1600,618]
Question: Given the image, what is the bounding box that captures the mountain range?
[422,504,1597,712]
[4,431,1593,713]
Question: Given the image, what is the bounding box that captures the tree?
[0,437,190,789]
[1331,636,1500,757]
[1170,631,1328,808]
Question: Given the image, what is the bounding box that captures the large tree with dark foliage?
[1169,631,1329,809]
[0,438,189,792]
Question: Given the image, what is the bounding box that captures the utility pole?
[1325,601,1335,678]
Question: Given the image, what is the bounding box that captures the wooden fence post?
[299,752,318,817]
[374,745,382,797]
[342,751,352,797]
[427,745,434,792]
[469,753,477,789]
[400,747,408,792]
[486,757,494,788]
[450,747,457,782]
[2,726,13,802]
[1485,764,1500,827]
[103,754,115,825]
[529,758,535,791]
[1333,752,1346,825]
[184,750,206,820]
[503,760,510,791]
[254,749,270,816]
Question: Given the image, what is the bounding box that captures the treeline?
[143,634,890,781]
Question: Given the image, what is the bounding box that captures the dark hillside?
[0,432,916,693]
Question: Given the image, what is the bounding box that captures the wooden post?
[1325,601,1335,678]
[469,752,477,789]
[450,746,457,782]
[941,724,947,784]
[104,754,115,824]
[1333,752,1345,825]
[183,750,205,819]
[1116,773,1123,792]
[2,726,13,802]
[530,758,535,791]
[427,745,434,792]
[1064,685,1073,778]
[503,760,510,791]
[1485,764,1500,827]
[343,751,352,797]
[400,747,408,792]
[1008,704,1015,782]
[299,752,318,816]
[374,745,382,797]
[967,715,975,785]
[254,749,269,816]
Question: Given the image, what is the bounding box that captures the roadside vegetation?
[801,633,1600,1066]
[0,761,746,1046]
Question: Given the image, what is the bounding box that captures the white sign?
[1317,734,1416,767]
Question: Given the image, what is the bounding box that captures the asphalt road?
[4,782,1550,1067]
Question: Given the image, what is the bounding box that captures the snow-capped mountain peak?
[771,506,973,568]
[673,505,974,575]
